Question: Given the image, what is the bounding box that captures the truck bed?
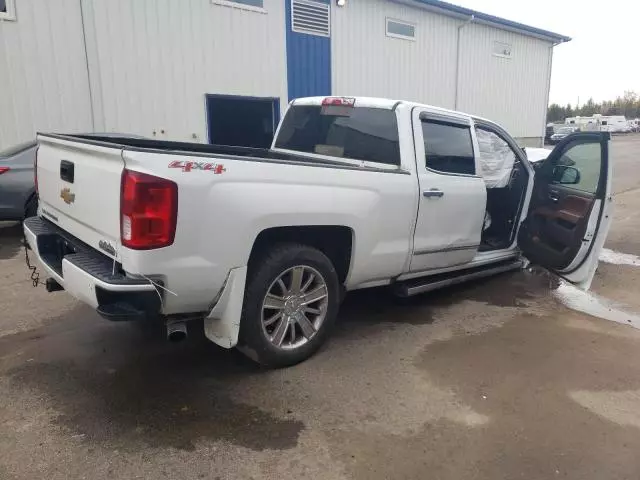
[44,133,354,168]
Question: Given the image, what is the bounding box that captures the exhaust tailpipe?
[166,321,188,343]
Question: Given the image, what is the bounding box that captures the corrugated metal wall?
[457,22,552,141]
[332,0,459,109]
[82,0,288,142]
[0,0,553,150]
[0,0,93,151]
[332,0,553,142]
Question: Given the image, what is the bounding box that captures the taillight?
[322,97,356,107]
[0,167,10,175]
[120,169,178,250]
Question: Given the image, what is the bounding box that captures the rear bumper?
[23,216,161,321]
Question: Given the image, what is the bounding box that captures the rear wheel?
[239,244,340,367]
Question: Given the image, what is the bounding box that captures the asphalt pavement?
[2,135,640,479]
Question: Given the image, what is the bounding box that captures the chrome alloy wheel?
[261,265,329,350]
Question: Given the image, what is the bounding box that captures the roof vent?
[292,0,330,37]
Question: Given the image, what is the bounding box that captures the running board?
[394,259,524,297]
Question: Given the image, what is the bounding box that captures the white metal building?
[0,0,569,151]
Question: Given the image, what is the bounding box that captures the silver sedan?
[0,133,146,221]
[0,141,37,221]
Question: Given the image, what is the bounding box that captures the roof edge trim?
[391,0,572,43]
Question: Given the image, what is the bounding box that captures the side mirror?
[553,165,581,185]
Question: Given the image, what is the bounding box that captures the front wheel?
[238,244,340,368]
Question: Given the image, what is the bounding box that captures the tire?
[24,195,37,220]
[238,243,340,368]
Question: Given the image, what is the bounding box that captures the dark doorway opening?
[206,94,280,148]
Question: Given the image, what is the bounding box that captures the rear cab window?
[274,102,401,166]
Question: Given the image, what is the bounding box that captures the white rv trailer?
[565,114,629,133]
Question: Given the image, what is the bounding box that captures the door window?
[422,121,475,175]
[551,142,601,194]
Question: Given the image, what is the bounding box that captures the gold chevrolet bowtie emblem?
[60,187,75,205]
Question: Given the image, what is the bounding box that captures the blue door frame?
[285,0,332,101]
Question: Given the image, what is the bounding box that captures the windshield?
[274,105,401,165]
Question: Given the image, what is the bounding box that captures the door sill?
[472,247,518,260]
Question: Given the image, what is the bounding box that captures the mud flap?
[204,266,247,349]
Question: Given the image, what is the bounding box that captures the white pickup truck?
[24,97,613,367]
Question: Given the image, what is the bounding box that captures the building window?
[493,41,512,58]
[386,18,416,40]
[0,0,16,21]
[211,0,265,13]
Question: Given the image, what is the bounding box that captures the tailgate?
[36,135,124,260]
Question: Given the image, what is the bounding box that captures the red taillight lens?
[322,97,356,107]
[0,167,10,175]
[120,169,178,250]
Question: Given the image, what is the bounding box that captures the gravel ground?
[1,135,640,479]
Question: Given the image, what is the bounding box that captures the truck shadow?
[337,267,559,333]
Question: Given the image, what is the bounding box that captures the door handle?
[423,189,444,198]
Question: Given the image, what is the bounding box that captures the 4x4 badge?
[168,161,225,174]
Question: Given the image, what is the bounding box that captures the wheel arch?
[248,225,354,285]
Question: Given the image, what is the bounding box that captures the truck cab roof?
[291,96,495,126]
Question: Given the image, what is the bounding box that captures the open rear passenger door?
[518,132,612,289]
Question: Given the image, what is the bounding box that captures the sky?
[450,0,640,106]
